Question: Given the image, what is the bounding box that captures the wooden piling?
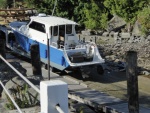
[126,51,139,113]
[30,44,42,78]
[0,39,6,59]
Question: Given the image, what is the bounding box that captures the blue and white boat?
[5,13,104,75]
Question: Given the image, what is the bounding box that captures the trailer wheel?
[97,65,104,75]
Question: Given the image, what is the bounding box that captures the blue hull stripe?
[13,30,69,70]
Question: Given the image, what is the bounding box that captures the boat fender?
[86,45,94,56]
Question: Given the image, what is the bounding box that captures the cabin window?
[59,25,65,37]
[53,26,58,36]
[66,25,72,34]
[29,21,46,33]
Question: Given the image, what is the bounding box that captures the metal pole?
[79,35,80,41]
[47,38,50,80]
[13,0,16,8]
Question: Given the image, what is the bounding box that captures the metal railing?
[0,55,66,113]
[0,81,23,113]
[56,105,65,113]
[0,55,40,93]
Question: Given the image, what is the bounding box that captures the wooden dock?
[4,53,150,113]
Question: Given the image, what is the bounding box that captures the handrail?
[0,55,40,94]
[52,42,57,48]
[56,105,65,113]
[0,55,67,113]
[0,81,23,113]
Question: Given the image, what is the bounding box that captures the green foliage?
[104,0,149,24]
[73,0,86,26]
[138,6,150,35]
[24,0,108,30]
[97,39,108,45]
[5,84,39,110]
[83,0,108,30]
[79,106,84,113]
[0,0,8,8]
[20,0,150,33]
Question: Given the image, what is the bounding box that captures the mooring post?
[0,39,6,96]
[126,51,139,113]
[0,39,6,61]
[30,44,42,79]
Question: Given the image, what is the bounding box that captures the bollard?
[40,80,68,113]
[30,44,42,78]
[126,51,139,113]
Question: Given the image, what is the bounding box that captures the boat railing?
[52,42,58,48]
[60,44,64,49]
[75,44,86,49]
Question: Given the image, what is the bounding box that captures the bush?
[0,0,7,8]
[5,84,39,110]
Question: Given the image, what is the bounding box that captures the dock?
[3,53,150,113]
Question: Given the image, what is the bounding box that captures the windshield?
[51,25,73,37]
[66,24,72,34]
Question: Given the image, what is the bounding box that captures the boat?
[1,13,105,76]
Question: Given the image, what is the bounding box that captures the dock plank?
[5,54,150,113]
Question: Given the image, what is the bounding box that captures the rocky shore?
[98,41,150,76]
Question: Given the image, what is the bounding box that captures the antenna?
[52,0,57,16]
[13,0,16,8]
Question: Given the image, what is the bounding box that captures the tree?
[24,0,53,13]
[138,6,150,35]
[104,0,149,31]
[24,0,108,30]
[0,0,8,8]
[84,0,108,30]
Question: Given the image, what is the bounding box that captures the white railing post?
[40,80,68,113]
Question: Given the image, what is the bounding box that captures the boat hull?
[12,30,69,71]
